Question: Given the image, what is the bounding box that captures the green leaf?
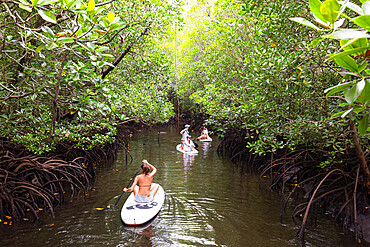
[363,1,370,15]
[334,18,345,29]
[36,44,46,53]
[321,0,340,24]
[103,18,110,27]
[67,0,82,8]
[344,1,363,15]
[341,108,353,117]
[19,0,31,5]
[31,0,39,6]
[311,36,326,46]
[19,3,32,12]
[354,15,370,31]
[328,45,370,60]
[353,106,365,114]
[38,0,59,5]
[333,55,358,73]
[340,38,367,57]
[95,46,109,52]
[357,79,370,103]
[289,17,322,30]
[330,109,349,118]
[86,42,95,51]
[310,0,327,23]
[101,54,114,58]
[345,79,365,103]
[87,0,95,11]
[37,9,57,24]
[359,61,367,72]
[358,114,369,135]
[108,12,115,23]
[46,42,58,50]
[41,26,54,35]
[324,81,352,94]
[326,29,370,39]
[109,23,124,31]
[57,37,74,43]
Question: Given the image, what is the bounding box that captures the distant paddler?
[196,126,210,140]
[183,135,196,152]
[180,124,190,149]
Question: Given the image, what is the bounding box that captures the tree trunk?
[349,120,370,184]
[48,51,69,142]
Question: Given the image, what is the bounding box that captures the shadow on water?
[0,126,366,247]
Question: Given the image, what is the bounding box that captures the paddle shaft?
[191,139,198,149]
[114,165,142,206]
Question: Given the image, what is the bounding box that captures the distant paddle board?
[199,137,212,142]
[176,144,199,155]
[121,183,165,225]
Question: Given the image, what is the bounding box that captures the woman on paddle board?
[180,124,190,149]
[183,135,196,151]
[123,160,159,203]
[196,126,209,140]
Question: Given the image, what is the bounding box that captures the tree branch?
[101,22,152,79]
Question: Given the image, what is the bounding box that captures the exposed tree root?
[217,128,370,243]
[0,132,128,224]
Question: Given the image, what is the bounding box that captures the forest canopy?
[0,0,180,153]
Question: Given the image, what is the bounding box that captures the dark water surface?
[0,127,362,246]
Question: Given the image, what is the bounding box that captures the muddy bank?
[216,127,370,244]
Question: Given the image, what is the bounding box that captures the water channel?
[0,126,362,246]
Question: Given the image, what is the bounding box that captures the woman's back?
[137,174,153,196]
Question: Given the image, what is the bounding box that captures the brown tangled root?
[0,151,91,223]
[0,134,129,224]
[217,129,369,243]
[259,149,369,242]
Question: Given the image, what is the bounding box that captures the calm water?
[0,127,362,246]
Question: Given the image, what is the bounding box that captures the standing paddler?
[180,124,190,149]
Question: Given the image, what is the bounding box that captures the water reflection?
[200,141,211,156]
[181,153,195,180]
[123,215,158,235]
[124,219,156,247]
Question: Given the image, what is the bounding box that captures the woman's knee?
[152,184,159,196]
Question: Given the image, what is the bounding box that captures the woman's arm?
[143,160,157,177]
[123,176,139,192]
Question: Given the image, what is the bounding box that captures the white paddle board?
[199,137,212,142]
[176,144,198,154]
[121,183,165,225]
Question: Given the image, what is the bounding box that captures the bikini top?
[140,184,151,187]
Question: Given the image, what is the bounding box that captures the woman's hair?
[142,163,150,175]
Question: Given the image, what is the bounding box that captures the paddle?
[114,165,143,206]
[192,139,199,149]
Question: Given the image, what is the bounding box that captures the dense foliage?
[172,0,369,171]
[0,0,180,154]
[170,0,369,241]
